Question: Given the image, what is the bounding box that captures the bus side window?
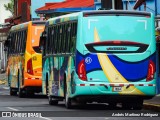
[60,24,63,54]
[70,22,74,53]
[59,25,62,54]
[14,32,18,54]
[50,26,52,54]
[72,22,77,54]
[69,22,77,54]
[20,31,23,53]
[22,30,27,53]
[17,32,21,54]
[17,31,21,54]
[43,28,48,56]
[47,27,51,54]
[54,25,58,54]
[51,26,54,54]
[66,23,71,53]
[7,33,12,55]
[16,32,19,54]
[21,31,25,53]
[61,24,65,54]
[63,24,66,54]
[10,33,14,54]
[49,27,52,54]
[57,25,60,54]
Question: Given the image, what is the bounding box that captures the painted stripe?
[77,84,155,87]
[40,117,53,120]
[6,107,19,111]
[94,28,145,95]
[25,78,42,80]
[80,84,85,86]
[139,84,144,86]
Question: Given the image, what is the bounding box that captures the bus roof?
[10,21,30,32]
[83,10,151,17]
[47,10,152,26]
[10,21,46,32]
[47,12,79,25]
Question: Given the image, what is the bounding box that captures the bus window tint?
[67,24,71,53]
[57,25,60,53]
[54,26,57,54]
[63,25,66,53]
[51,27,54,54]
[45,21,77,55]
[59,26,62,53]
[22,30,27,53]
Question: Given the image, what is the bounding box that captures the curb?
[143,103,160,112]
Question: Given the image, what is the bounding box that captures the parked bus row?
[5,10,157,110]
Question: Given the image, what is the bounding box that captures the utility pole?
[101,0,123,10]
[112,0,115,9]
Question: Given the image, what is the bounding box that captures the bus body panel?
[42,11,156,106]
[7,21,45,94]
[73,12,156,98]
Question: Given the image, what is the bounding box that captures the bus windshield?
[32,26,45,53]
[83,15,152,45]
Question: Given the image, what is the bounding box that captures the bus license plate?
[113,87,122,92]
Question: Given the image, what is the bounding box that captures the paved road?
[0,84,159,120]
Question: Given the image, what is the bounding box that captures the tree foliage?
[4,0,14,15]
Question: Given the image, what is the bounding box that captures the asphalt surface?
[0,84,159,120]
[0,74,160,119]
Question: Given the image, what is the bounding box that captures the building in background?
[101,0,123,10]
[31,0,64,20]
[0,0,12,73]
[35,0,101,18]
[122,0,160,27]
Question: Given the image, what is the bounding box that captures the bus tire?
[18,89,25,98]
[17,71,24,98]
[122,102,132,110]
[25,88,34,97]
[65,81,72,109]
[10,87,17,96]
[46,74,49,96]
[133,100,143,110]
[108,102,117,109]
[48,96,58,105]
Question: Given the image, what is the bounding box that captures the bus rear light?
[27,58,33,75]
[147,60,155,82]
[78,59,87,81]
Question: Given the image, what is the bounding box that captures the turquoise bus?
[40,10,156,109]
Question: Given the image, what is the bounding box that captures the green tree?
[4,0,14,15]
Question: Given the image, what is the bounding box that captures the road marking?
[3,87,9,90]
[40,117,53,120]
[144,103,160,107]
[6,107,19,111]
